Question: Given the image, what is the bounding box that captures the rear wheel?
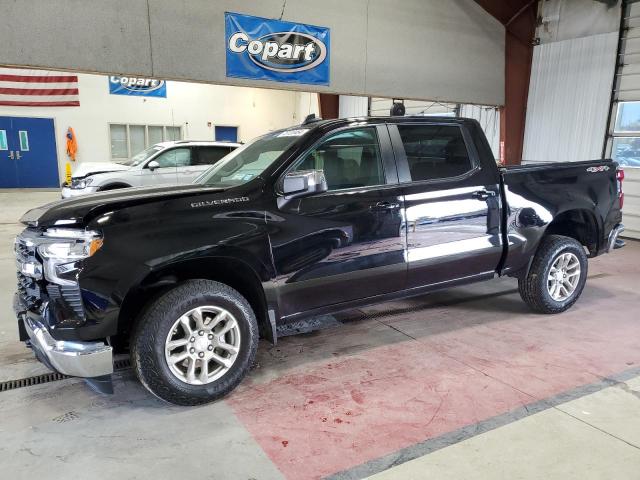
[131,280,258,405]
[518,235,588,314]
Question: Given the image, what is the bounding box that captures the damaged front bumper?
[15,294,113,380]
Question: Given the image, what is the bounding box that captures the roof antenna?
[303,113,322,125]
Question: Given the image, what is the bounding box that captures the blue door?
[0,116,59,188]
[214,126,238,143]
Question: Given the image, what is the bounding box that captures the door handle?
[9,151,14,160]
[15,151,21,160]
[472,189,496,201]
[371,201,400,212]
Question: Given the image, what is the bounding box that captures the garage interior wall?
[0,0,505,106]
[606,0,640,239]
[0,72,319,182]
[522,0,620,164]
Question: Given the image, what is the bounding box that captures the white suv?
[62,140,241,198]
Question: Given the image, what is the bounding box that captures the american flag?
[0,68,80,107]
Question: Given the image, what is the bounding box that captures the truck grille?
[17,273,42,311]
[15,233,43,311]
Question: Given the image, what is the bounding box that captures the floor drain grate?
[113,358,132,370]
[0,357,132,393]
[0,371,68,392]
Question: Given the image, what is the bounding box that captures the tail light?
[617,168,624,209]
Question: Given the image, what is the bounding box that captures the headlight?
[70,177,93,190]
[37,229,103,285]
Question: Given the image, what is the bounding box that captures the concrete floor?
[1,190,640,479]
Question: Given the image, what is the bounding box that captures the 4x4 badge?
[586,166,610,173]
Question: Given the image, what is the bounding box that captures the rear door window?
[194,146,235,166]
[396,125,473,181]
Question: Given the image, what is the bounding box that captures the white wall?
[0,73,319,181]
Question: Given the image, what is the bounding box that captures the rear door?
[180,146,235,183]
[389,122,502,289]
[270,125,407,318]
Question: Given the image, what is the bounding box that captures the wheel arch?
[115,255,272,351]
[543,208,601,255]
[98,182,132,191]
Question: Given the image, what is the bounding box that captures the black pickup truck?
[14,116,625,405]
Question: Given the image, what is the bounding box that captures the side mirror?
[147,160,160,171]
[278,170,327,207]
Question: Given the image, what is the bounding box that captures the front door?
[269,125,407,319]
[140,147,191,186]
[0,116,58,188]
[389,122,503,289]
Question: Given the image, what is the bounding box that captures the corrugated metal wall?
[522,32,618,164]
[338,96,368,118]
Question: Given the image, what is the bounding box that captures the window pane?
[397,124,472,181]
[129,125,146,157]
[166,126,181,141]
[293,128,384,191]
[195,146,234,166]
[110,124,128,159]
[148,126,163,145]
[154,147,191,168]
[614,102,640,133]
[612,137,640,167]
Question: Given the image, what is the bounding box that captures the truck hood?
[20,184,228,228]
[72,162,130,179]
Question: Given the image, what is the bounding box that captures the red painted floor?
[227,247,640,479]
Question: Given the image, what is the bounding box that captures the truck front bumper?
[15,295,113,378]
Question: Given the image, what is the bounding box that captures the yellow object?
[89,238,103,257]
[65,162,72,185]
[66,127,78,161]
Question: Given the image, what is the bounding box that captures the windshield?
[196,129,308,187]
[116,145,164,167]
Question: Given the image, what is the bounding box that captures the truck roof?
[287,115,477,133]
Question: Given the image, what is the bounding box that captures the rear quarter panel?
[501,160,621,275]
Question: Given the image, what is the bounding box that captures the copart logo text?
[228,31,327,73]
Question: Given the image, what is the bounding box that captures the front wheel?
[518,235,588,314]
[131,280,258,406]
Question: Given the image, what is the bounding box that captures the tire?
[131,280,258,406]
[518,235,588,314]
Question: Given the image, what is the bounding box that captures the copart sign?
[109,76,167,98]
[225,12,330,86]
